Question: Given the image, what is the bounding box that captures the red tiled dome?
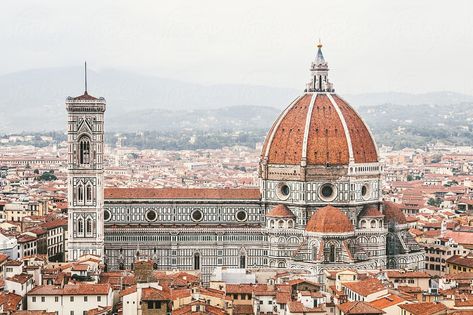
[359,204,384,218]
[261,93,378,165]
[383,201,407,224]
[306,205,354,233]
[266,204,295,218]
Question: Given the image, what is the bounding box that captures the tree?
[407,175,414,181]
[40,172,57,181]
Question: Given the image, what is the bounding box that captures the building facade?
[66,90,106,261]
[66,44,425,283]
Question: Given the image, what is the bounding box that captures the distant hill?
[1,67,473,133]
[0,67,297,132]
[344,91,473,107]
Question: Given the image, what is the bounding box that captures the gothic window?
[193,253,200,270]
[78,136,91,165]
[288,220,294,228]
[360,220,366,229]
[77,217,84,235]
[329,244,336,262]
[269,220,275,229]
[78,183,84,203]
[239,254,246,268]
[370,220,376,229]
[86,217,93,235]
[86,183,93,203]
[278,220,284,228]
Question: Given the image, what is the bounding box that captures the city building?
[66,43,424,283]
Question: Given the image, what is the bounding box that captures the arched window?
[269,220,275,229]
[239,254,246,268]
[360,220,366,229]
[370,220,377,229]
[86,184,92,203]
[193,253,200,270]
[278,220,284,228]
[77,184,84,203]
[288,220,294,228]
[77,217,84,234]
[325,243,336,263]
[78,136,91,164]
[86,217,93,235]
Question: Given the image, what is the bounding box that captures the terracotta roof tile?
[342,278,386,297]
[383,201,407,224]
[338,301,385,314]
[306,205,353,233]
[266,204,295,218]
[141,287,171,301]
[398,302,447,315]
[104,188,260,200]
[263,93,378,165]
[369,294,406,309]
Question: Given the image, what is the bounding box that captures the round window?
[276,183,291,200]
[281,185,290,196]
[236,210,247,222]
[319,183,336,201]
[145,209,157,222]
[191,209,203,222]
[362,184,370,199]
[104,210,111,221]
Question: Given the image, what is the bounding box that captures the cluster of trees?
[106,129,267,150]
[358,103,473,149]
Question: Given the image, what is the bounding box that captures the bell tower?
[66,63,106,261]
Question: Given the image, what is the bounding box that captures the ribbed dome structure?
[305,205,354,233]
[261,93,378,166]
[359,204,384,218]
[266,204,295,218]
[383,201,407,224]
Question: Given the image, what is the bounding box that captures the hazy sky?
[2,0,473,94]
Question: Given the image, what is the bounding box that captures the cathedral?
[66,43,424,283]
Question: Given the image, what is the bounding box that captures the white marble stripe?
[301,93,318,161]
[335,94,380,159]
[264,94,306,159]
[327,93,354,163]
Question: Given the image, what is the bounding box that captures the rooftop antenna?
[84,61,88,94]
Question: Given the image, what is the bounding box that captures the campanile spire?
[306,41,334,92]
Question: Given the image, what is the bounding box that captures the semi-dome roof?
[261,93,378,166]
[359,204,384,218]
[266,204,295,218]
[383,201,407,224]
[261,44,378,167]
[306,205,354,233]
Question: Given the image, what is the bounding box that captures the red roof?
[398,302,447,315]
[343,278,386,297]
[266,204,295,218]
[71,92,99,101]
[306,205,353,233]
[29,284,111,296]
[104,188,260,200]
[338,301,385,314]
[359,205,384,217]
[369,294,405,309]
[262,93,378,165]
[383,201,407,224]
[141,287,171,301]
